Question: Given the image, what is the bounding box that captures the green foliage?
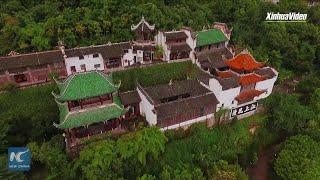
[265,93,316,135]
[274,135,320,180]
[210,160,248,180]
[0,0,318,75]
[0,82,18,92]
[138,174,156,180]
[74,140,120,180]
[113,61,196,92]
[48,72,59,81]
[155,45,164,59]
[160,165,205,180]
[0,84,59,153]
[27,135,69,179]
[0,154,26,180]
[74,126,167,179]
[297,74,320,95]
[161,117,262,174]
[117,126,167,165]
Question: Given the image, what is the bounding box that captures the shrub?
[0,82,18,92]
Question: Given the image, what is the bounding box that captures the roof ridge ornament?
[131,16,155,31]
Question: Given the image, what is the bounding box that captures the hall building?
[52,71,126,148]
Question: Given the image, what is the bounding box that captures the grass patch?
[113,61,198,92]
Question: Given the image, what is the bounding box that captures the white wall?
[160,113,214,131]
[122,49,138,67]
[182,28,196,61]
[136,87,157,125]
[65,54,104,75]
[208,78,240,110]
[136,50,144,63]
[155,31,169,61]
[255,69,278,100]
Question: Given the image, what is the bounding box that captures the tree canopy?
[274,135,320,180]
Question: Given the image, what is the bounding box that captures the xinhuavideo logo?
[265,12,307,22]
[8,147,31,171]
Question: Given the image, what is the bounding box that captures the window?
[14,74,27,83]
[123,49,129,53]
[70,66,76,73]
[80,64,86,71]
[94,64,101,69]
[200,107,205,116]
[93,54,99,58]
[232,100,235,104]
[79,55,84,60]
[208,45,211,50]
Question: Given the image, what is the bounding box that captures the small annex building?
[52,71,126,147]
[136,79,219,130]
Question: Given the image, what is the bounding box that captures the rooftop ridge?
[0,49,62,59]
[155,91,215,107]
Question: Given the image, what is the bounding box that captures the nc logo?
[8,147,31,171]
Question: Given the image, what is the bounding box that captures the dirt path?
[246,145,277,180]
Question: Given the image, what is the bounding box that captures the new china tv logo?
[8,147,31,171]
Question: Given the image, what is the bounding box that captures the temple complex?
[0,18,278,143]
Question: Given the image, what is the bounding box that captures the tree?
[28,135,70,179]
[73,140,121,180]
[155,45,164,60]
[274,135,320,180]
[210,160,248,180]
[265,93,315,135]
[117,126,167,165]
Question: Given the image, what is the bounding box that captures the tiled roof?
[217,70,234,78]
[254,67,277,79]
[0,50,64,71]
[236,89,264,102]
[155,93,218,122]
[53,71,119,101]
[239,73,265,86]
[169,43,192,53]
[164,31,188,40]
[215,76,240,90]
[142,79,211,104]
[64,42,131,59]
[196,69,214,86]
[119,90,141,105]
[54,101,126,129]
[197,47,233,69]
[133,44,155,51]
[225,54,263,72]
[196,29,229,47]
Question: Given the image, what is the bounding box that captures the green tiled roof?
[54,101,126,129]
[53,71,120,101]
[196,29,228,47]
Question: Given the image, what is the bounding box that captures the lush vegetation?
[0,84,59,153]
[274,135,320,180]
[0,0,319,75]
[26,115,265,179]
[113,61,197,92]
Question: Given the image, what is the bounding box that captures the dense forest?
[0,0,320,179]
